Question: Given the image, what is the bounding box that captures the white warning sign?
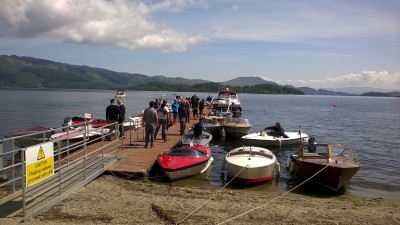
[25,142,54,187]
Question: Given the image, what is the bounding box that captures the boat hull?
[163,157,214,181]
[225,146,278,185]
[294,159,360,191]
[158,145,213,181]
[242,131,309,147]
[223,125,252,138]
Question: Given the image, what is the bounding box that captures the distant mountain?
[298,87,355,96]
[361,91,400,97]
[0,55,208,89]
[326,87,399,95]
[223,76,276,86]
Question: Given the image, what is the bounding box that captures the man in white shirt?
[154,100,170,142]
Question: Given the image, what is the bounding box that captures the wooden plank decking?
[106,118,199,177]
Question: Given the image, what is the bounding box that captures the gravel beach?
[9,175,397,225]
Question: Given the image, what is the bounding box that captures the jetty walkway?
[107,118,198,177]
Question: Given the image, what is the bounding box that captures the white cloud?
[287,71,400,89]
[0,0,206,51]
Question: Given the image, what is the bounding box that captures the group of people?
[105,98,125,140]
[141,94,207,148]
[106,95,289,148]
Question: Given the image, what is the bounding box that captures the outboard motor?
[62,117,72,131]
[307,136,317,153]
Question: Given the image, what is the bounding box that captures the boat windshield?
[167,148,206,157]
[225,117,250,124]
[331,146,353,159]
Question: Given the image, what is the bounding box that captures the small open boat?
[242,130,309,147]
[157,145,214,181]
[223,117,252,138]
[202,117,223,136]
[181,130,213,146]
[286,143,360,191]
[224,146,279,185]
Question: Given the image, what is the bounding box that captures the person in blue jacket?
[265,122,287,137]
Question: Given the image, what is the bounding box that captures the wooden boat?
[286,143,360,191]
[181,130,213,146]
[157,145,214,181]
[242,130,309,147]
[223,117,252,138]
[115,89,126,99]
[224,146,279,185]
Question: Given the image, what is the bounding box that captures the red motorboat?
[68,114,108,128]
[157,145,214,181]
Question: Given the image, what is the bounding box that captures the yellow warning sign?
[25,142,54,187]
[37,146,45,160]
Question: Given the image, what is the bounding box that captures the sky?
[0,0,399,89]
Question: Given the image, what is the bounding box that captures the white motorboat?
[212,88,241,115]
[202,117,223,136]
[223,117,252,138]
[224,146,279,185]
[181,131,213,146]
[122,116,142,130]
[115,89,126,99]
[242,130,309,147]
[50,126,110,147]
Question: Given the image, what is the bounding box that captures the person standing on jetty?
[171,99,179,125]
[105,99,121,141]
[155,99,169,142]
[142,101,158,148]
[117,99,126,138]
[178,101,187,135]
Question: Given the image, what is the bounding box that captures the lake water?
[1,89,399,199]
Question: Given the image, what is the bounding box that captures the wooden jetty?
[106,118,200,178]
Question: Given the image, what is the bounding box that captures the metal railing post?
[83,125,87,180]
[21,149,26,218]
[58,142,62,195]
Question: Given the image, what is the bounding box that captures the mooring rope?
[216,161,335,225]
[176,163,250,225]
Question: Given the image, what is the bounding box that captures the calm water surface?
[1,89,399,199]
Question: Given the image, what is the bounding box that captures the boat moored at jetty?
[211,88,241,116]
[224,146,279,185]
[242,130,309,147]
[286,142,360,191]
[157,145,214,181]
[181,130,213,146]
[223,117,252,138]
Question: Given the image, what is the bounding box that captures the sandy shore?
[7,174,393,225]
